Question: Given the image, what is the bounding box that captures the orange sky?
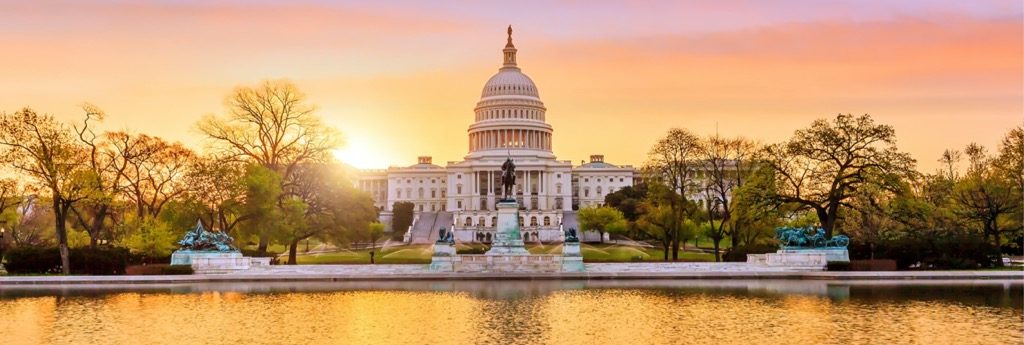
[0,1,1020,172]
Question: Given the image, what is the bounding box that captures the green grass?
[293,245,432,264]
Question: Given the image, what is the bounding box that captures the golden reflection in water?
[0,287,1020,345]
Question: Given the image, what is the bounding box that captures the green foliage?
[2,246,129,275]
[3,247,62,274]
[160,265,194,275]
[578,206,628,241]
[124,218,179,258]
[392,201,415,235]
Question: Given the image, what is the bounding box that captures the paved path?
[0,263,1020,285]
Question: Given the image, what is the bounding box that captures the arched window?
[543,216,551,226]
[491,216,497,226]
[431,189,436,198]
[597,186,603,195]
[584,187,590,197]
[418,188,424,199]
[519,217,524,226]
[457,184,463,194]
[530,216,538,226]
[479,217,485,227]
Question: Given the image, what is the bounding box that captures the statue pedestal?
[778,248,849,263]
[485,200,530,255]
[561,242,584,272]
[170,250,265,273]
[429,242,457,272]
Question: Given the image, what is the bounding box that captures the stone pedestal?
[170,250,242,265]
[429,242,457,272]
[485,200,530,255]
[561,242,585,272]
[779,248,849,262]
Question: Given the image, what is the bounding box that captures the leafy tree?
[577,206,628,243]
[198,80,340,252]
[391,201,415,237]
[283,162,377,264]
[761,114,915,237]
[239,164,285,254]
[697,135,758,261]
[953,143,1020,264]
[185,155,247,234]
[124,217,178,258]
[604,184,647,238]
[0,108,95,273]
[646,128,702,259]
[367,222,385,254]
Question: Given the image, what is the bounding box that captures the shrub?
[826,261,851,271]
[126,264,166,275]
[71,247,129,275]
[160,265,194,275]
[849,259,897,271]
[3,247,62,274]
[2,246,129,275]
[723,242,777,262]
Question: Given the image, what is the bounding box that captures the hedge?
[3,247,130,275]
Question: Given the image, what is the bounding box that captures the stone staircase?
[409,211,453,244]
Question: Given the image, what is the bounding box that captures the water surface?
[1,279,1020,345]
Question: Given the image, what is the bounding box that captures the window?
[556,183,562,194]
[597,186,603,195]
[530,216,538,226]
[418,204,423,211]
[584,178,589,183]
[441,190,446,198]
[584,187,590,197]
[619,178,624,182]
[465,217,472,226]
[543,216,551,226]
[457,200,463,209]
[431,189,436,198]
[457,184,463,194]
[396,189,402,198]
[491,216,497,226]
[457,174,462,179]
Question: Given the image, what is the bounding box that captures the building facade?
[358,27,635,243]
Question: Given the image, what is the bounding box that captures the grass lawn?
[293,245,432,264]
[288,242,715,264]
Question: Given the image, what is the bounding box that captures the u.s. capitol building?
[357,27,635,243]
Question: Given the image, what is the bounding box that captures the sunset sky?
[1,1,1020,172]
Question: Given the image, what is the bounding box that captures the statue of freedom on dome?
[501,155,516,200]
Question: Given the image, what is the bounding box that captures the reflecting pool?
[0,279,1020,345]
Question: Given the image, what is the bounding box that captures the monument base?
[170,250,270,273]
[429,242,457,271]
[485,200,530,255]
[779,248,849,262]
[561,242,585,272]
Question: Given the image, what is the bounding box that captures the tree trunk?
[992,224,1004,267]
[287,239,299,265]
[53,199,71,274]
[662,240,670,262]
[730,224,740,249]
[258,235,269,255]
[713,239,721,262]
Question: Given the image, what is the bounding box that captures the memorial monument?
[170,220,269,272]
[747,226,850,269]
[485,156,530,255]
[429,155,585,272]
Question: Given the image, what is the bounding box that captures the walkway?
[0,264,1019,285]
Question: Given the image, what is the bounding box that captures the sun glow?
[333,136,388,170]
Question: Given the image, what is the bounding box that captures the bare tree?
[0,108,93,273]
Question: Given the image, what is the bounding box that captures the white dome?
[481,70,540,98]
